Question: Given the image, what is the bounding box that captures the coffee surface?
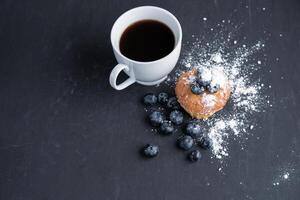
[120,20,175,62]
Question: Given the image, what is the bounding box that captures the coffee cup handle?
[109,64,136,90]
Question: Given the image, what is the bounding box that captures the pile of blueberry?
[142,92,212,162]
[190,67,220,95]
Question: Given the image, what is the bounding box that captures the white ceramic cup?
[109,6,182,90]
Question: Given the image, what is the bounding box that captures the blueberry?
[178,135,194,150]
[169,110,184,125]
[143,93,157,105]
[158,92,169,104]
[207,81,220,93]
[196,136,212,150]
[188,150,202,162]
[143,144,159,158]
[197,67,212,87]
[160,121,175,135]
[190,82,205,95]
[186,123,202,138]
[167,97,180,109]
[149,111,165,127]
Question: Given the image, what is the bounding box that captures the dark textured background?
[0,0,300,199]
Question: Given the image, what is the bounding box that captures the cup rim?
[110,6,182,65]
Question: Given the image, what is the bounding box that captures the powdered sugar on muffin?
[202,93,217,107]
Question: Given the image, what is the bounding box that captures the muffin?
[175,67,231,119]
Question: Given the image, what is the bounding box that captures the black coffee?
[120,20,175,62]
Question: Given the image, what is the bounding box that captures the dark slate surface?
[0,0,299,199]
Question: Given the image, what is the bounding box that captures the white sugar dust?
[202,94,216,108]
[165,24,270,163]
[272,166,295,187]
[283,172,290,180]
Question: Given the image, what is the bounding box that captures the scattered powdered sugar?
[205,115,245,160]
[207,120,229,159]
[164,22,270,163]
[272,164,296,186]
[210,67,227,87]
[283,172,290,180]
[210,52,223,63]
